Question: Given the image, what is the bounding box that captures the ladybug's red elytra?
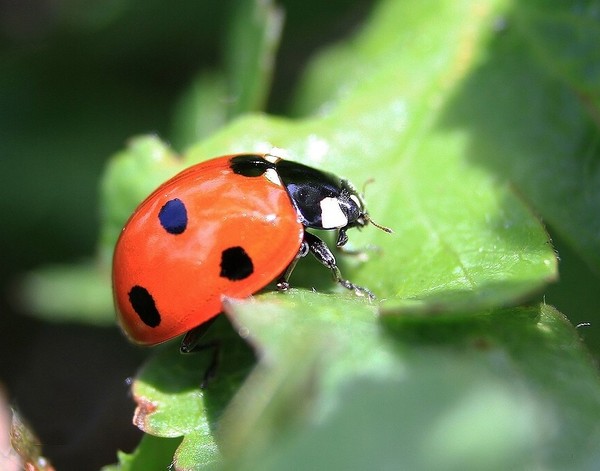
[112,153,391,351]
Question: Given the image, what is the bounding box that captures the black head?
[332,178,393,246]
[274,159,392,245]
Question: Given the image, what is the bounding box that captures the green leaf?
[170,72,229,152]
[216,292,397,461]
[102,434,181,471]
[127,316,254,469]
[224,0,284,117]
[515,2,600,99]
[217,298,600,470]
[17,262,113,325]
[169,0,284,151]
[441,2,600,273]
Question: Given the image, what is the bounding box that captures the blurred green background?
[0,1,377,468]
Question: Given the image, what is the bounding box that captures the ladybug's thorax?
[274,159,368,231]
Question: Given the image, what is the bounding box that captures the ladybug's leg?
[336,228,349,247]
[304,232,375,299]
[180,317,220,388]
[276,239,310,291]
[180,317,217,352]
[336,228,378,261]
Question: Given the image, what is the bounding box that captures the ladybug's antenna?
[361,178,375,197]
[365,214,393,234]
[361,178,393,234]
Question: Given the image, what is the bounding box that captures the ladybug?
[112,153,391,352]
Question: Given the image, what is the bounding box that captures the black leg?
[303,232,375,299]
[337,228,379,260]
[180,317,220,388]
[336,228,348,247]
[180,317,218,353]
[276,239,310,291]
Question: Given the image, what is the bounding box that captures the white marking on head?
[350,194,362,208]
[265,168,282,186]
[264,154,281,164]
[320,197,348,229]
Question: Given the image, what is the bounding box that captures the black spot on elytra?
[220,246,254,281]
[229,154,273,177]
[159,198,188,234]
[128,285,161,327]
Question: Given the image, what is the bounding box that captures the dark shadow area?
[432,7,600,352]
[0,312,146,470]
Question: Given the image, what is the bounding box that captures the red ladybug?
[112,154,391,351]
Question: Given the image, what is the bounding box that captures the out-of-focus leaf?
[100,434,180,471]
[170,72,229,152]
[126,316,254,470]
[440,2,600,274]
[17,263,112,325]
[224,0,284,117]
[218,299,600,471]
[170,0,284,151]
